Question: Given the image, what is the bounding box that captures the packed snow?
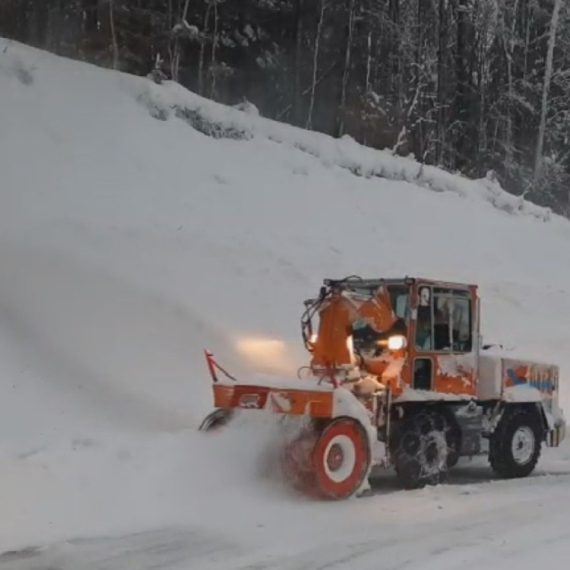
[2,37,570,569]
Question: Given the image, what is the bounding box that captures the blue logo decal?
[506,368,556,392]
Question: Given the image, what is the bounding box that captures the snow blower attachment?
[199,277,566,499]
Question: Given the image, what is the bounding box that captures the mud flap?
[546,423,566,447]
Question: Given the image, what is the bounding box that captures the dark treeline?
[1,0,569,214]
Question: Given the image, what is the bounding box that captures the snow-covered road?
[3,449,570,570]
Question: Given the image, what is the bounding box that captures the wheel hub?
[326,443,344,472]
[511,426,535,465]
[425,438,439,466]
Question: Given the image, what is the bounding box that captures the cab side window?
[416,286,472,353]
[452,295,472,352]
[415,286,433,350]
[433,293,452,350]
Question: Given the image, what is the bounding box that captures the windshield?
[387,285,410,322]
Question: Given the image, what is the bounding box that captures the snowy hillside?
[2,38,570,569]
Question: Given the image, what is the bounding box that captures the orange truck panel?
[432,364,477,396]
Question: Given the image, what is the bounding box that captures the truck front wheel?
[390,409,450,490]
[489,407,543,479]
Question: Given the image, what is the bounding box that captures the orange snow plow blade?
[212,382,334,417]
[204,349,336,418]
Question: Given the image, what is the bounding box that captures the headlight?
[387,335,407,350]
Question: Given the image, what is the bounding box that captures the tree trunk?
[294,0,305,125]
[109,0,119,70]
[365,32,372,94]
[502,0,517,169]
[306,0,326,129]
[534,0,562,186]
[435,0,446,165]
[390,0,401,112]
[454,0,468,170]
[337,0,356,137]
[171,0,191,83]
[209,0,219,100]
[198,2,212,95]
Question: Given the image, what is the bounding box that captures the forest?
[1,0,569,215]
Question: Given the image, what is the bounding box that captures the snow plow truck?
[199,276,566,499]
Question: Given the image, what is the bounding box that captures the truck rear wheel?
[489,406,543,479]
[390,409,450,490]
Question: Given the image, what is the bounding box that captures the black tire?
[489,406,544,479]
[198,408,234,431]
[390,409,450,490]
[445,420,461,469]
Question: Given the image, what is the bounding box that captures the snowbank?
[131,70,555,224]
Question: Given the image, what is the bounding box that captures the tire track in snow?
[6,471,570,570]
[0,527,241,570]
[230,476,570,570]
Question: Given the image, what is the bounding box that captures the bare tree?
[209,0,220,99]
[170,0,191,82]
[109,0,119,70]
[306,0,326,129]
[198,2,212,95]
[534,0,563,185]
[337,0,356,137]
